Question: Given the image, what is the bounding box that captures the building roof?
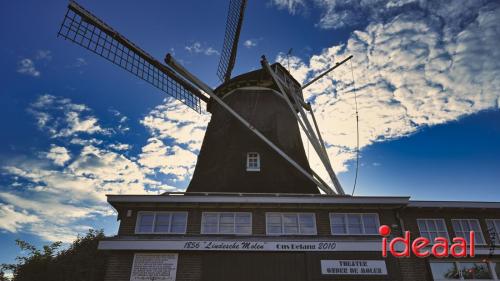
[105,192,500,209]
[107,192,409,206]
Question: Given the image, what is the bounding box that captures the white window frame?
[486,219,500,243]
[246,152,260,171]
[417,218,450,242]
[451,219,486,245]
[329,213,380,235]
[430,260,500,280]
[201,212,252,235]
[265,212,317,236]
[135,211,188,234]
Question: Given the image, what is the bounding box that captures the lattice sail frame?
[217,0,247,83]
[58,1,205,113]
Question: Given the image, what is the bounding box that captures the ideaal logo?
[379,225,475,258]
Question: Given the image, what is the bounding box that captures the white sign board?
[100,240,383,252]
[130,253,178,281]
[321,260,387,275]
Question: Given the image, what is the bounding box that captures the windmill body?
[188,65,318,194]
[57,0,346,196]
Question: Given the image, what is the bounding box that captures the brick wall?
[105,203,500,281]
[116,204,400,237]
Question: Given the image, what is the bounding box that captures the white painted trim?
[107,194,410,205]
[329,213,381,236]
[246,152,260,172]
[98,239,382,252]
[98,239,500,255]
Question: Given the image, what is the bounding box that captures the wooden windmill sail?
[58,0,351,195]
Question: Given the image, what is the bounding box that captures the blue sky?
[1,0,499,265]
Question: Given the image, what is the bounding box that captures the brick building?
[96,47,500,281]
[98,193,500,281]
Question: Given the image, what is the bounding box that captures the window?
[452,219,486,244]
[330,213,379,235]
[246,152,260,171]
[486,219,500,243]
[266,213,317,235]
[135,212,187,234]
[430,261,500,280]
[417,219,449,242]
[201,212,252,235]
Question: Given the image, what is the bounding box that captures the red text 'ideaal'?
[379,225,475,258]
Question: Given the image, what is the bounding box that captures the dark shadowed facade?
[188,64,317,194]
[99,194,500,281]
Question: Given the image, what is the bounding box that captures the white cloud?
[185,42,220,56]
[243,39,257,48]
[45,145,71,166]
[269,0,306,15]
[141,98,210,151]
[140,99,209,182]
[277,1,500,181]
[0,142,175,241]
[29,94,107,138]
[70,137,103,146]
[0,96,178,241]
[107,143,131,151]
[0,203,39,233]
[17,50,52,77]
[17,58,40,77]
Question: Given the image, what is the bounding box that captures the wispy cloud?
[276,0,500,182]
[269,0,306,15]
[17,49,53,77]
[107,143,131,151]
[185,42,220,56]
[17,58,40,77]
[0,95,176,241]
[140,99,210,182]
[45,145,71,166]
[0,203,40,233]
[28,94,107,138]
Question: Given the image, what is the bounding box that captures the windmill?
[57,0,352,195]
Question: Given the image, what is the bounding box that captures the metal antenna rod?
[286,48,293,71]
[302,55,353,90]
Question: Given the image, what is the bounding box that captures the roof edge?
[106,193,410,205]
[407,200,500,209]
